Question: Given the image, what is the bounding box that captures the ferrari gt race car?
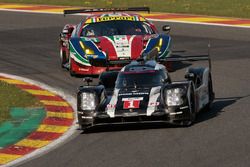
[59,7,171,76]
[77,48,214,130]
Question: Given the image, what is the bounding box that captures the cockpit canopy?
[81,20,155,37]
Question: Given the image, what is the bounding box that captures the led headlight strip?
[79,41,95,55]
[165,88,184,106]
[155,38,163,52]
[81,92,96,110]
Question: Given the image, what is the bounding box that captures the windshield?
[81,21,155,37]
[115,71,165,88]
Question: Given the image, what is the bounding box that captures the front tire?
[79,124,89,131]
[60,47,67,68]
[182,86,196,126]
[204,74,214,111]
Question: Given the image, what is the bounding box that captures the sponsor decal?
[107,104,116,109]
[119,92,149,96]
[148,102,160,107]
[122,97,143,109]
[98,16,135,22]
[79,68,90,71]
[86,16,145,23]
[114,35,130,57]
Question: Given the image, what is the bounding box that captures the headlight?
[79,41,95,55]
[155,38,163,52]
[81,92,96,110]
[166,88,184,106]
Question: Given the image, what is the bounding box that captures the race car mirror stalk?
[83,77,93,86]
[162,25,171,34]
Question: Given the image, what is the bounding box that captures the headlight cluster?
[81,92,96,110]
[165,88,184,106]
[79,41,94,55]
[155,38,163,52]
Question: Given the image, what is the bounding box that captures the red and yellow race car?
[59,7,172,76]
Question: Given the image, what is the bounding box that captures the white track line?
[0,8,250,29]
[0,73,77,167]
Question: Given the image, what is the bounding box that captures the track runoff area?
[0,3,250,28]
[0,74,76,166]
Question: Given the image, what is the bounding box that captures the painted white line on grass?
[0,8,250,29]
[0,73,78,167]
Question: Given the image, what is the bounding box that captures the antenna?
[208,40,212,71]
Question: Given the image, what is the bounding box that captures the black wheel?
[204,74,214,111]
[182,86,196,126]
[60,47,67,68]
[79,124,88,130]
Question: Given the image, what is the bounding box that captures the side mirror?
[162,25,171,33]
[83,77,93,86]
[185,73,195,80]
[161,78,169,84]
[62,29,69,34]
[62,27,74,34]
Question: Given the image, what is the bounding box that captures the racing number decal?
[124,100,140,109]
[122,97,143,109]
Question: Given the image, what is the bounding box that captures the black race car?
[77,49,214,130]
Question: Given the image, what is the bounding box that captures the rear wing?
[161,42,212,70]
[144,43,212,70]
[159,55,211,70]
[95,44,212,71]
[64,7,150,16]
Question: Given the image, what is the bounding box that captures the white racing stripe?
[103,35,135,59]
[106,88,120,118]
[147,86,161,116]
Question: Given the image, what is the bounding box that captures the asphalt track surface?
[1,11,250,167]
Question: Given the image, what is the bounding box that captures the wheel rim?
[60,47,67,66]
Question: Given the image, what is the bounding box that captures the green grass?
[0,81,42,124]
[1,0,250,18]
